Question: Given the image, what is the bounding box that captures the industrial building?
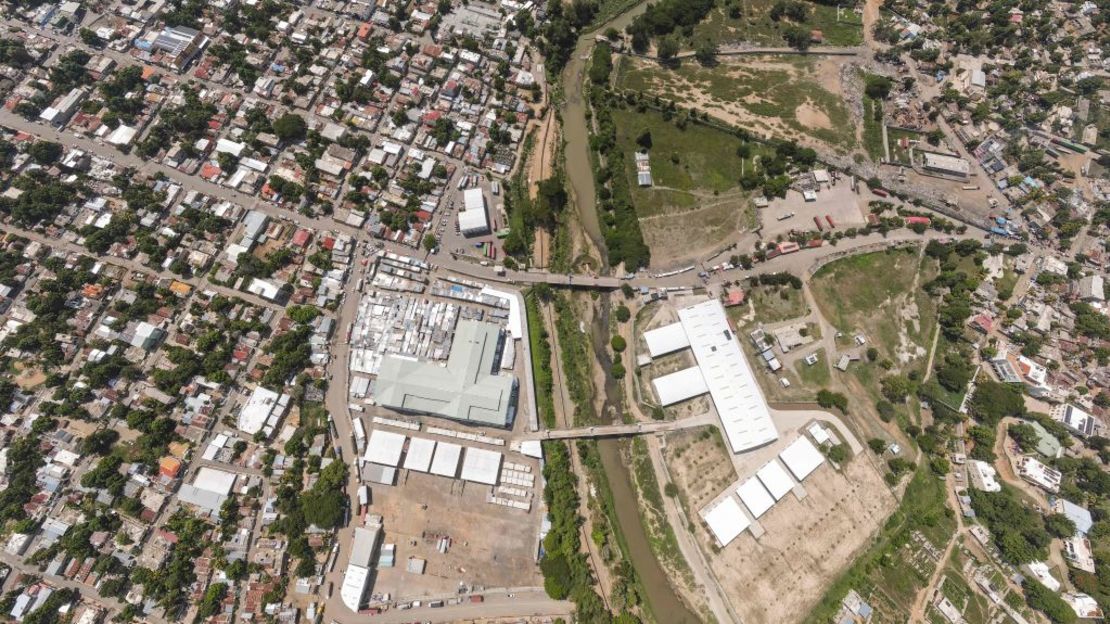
[147,25,207,71]
[374,319,518,427]
[644,300,778,453]
[457,188,490,236]
[1051,403,1099,437]
[921,152,971,179]
[340,518,383,611]
[176,467,237,513]
[236,386,291,438]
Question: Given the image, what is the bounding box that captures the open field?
[616,55,859,154]
[367,469,541,599]
[730,283,809,327]
[694,0,864,47]
[611,107,761,265]
[663,426,739,515]
[695,454,897,623]
[811,246,936,366]
[805,467,956,624]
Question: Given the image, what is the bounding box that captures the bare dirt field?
[367,469,542,599]
[617,55,860,155]
[664,427,739,514]
[701,457,896,624]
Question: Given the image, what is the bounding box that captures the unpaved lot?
[368,468,542,599]
[759,180,870,239]
[702,457,896,623]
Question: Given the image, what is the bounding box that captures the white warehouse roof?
[652,367,708,406]
[430,441,463,477]
[194,467,236,495]
[460,447,502,485]
[364,430,406,467]
[736,477,775,518]
[643,322,690,358]
[756,460,794,500]
[403,437,436,473]
[780,437,825,481]
[702,496,750,547]
[677,300,778,453]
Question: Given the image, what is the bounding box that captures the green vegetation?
[969,486,1050,564]
[588,68,651,270]
[695,0,863,47]
[625,0,715,53]
[554,295,597,425]
[525,291,557,428]
[861,80,885,161]
[1023,579,1077,624]
[540,440,619,622]
[629,437,692,580]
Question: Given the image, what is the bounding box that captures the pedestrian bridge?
[520,414,715,441]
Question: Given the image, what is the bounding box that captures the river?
[558,2,649,262]
[560,7,702,621]
[591,295,701,624]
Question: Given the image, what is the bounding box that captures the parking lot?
[760,182,871,240]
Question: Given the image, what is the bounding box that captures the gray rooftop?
[374,319,517,427]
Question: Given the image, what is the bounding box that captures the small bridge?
[520,414,715,441]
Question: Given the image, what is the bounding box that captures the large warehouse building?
[374,319,518,427]
[457,188,491,236]
[646,300,778,453]
[340,520,383,611]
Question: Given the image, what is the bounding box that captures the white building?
[1050,403,1099,437]
[340,519,383,611]
[1016,456,1062,493]
[237,386,291,437]
[457,188,490,236]
[968,460,1001,492]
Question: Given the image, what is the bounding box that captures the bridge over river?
[519,413,716,440]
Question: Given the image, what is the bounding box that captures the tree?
[614,305,631,323]
[783,26,811,51]
[1044,513,1076,539]
[817,389,848,412]
[422,233,438,252]
[636,130,653,150]
[825,444,848,463]
[1023,579,1077,624]
[29,141,62,165]
[610,335,626,352]
[694,39,717,65]
[868,438,887,454]
[272,114,307,142]
[656,36,679,62]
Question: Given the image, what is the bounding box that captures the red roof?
[291,229,311,247]
[199,163,221,180]
[321,236,336,250]
[906,216,931,225]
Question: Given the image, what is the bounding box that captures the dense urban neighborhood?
[0,0,1105,622]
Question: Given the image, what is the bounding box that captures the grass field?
[888,127,922,164]
[617,56,858,151]
[862,95,885,161]
[610,107,762,263]
[694,0,863,47]
[796,347,831,387]
[746,283,809,324]
[811,247,933,357]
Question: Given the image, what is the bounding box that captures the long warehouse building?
[650,300,778,453]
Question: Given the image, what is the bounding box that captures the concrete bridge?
[521,414,715,440]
